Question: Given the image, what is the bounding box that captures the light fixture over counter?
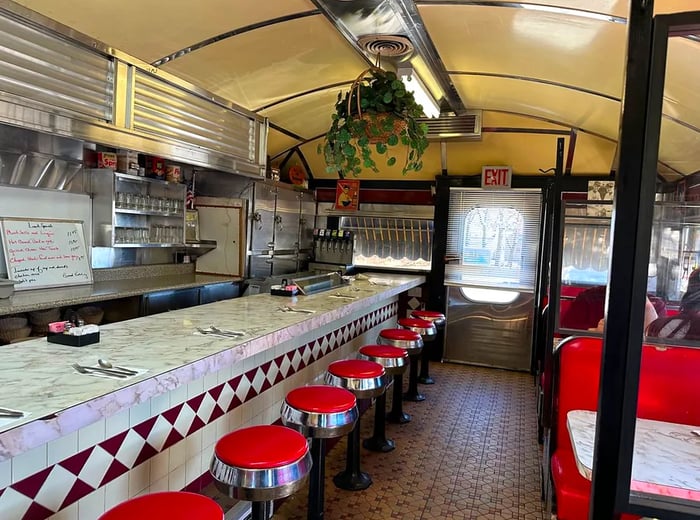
[396,66,441,118]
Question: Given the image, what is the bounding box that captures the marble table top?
[567,409,700,502]
[0,272,424,460]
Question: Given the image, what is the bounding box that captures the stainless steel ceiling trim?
[0,12,114,122]
[307,0,378,68]
[0,97,264,177]
[448,71,621,102]
[480,127,569,135]
[151,10,322,67]
[415,1,626,24]
[255,81,353,112]
[133,70,256,159]
[390,0,465,113]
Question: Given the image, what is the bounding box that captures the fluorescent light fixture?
[397,67,440,118]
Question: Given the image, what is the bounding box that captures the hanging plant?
[318,67,430,178]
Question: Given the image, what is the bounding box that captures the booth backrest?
[554,337,700,455]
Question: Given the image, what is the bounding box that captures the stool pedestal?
[377,329,423,423]
[398,318,436,402]
[358,344,408,452]
[412,310,446,385]
[325,359,387,491]
[281,385,357,520]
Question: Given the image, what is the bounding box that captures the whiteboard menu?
[0,218,93,290]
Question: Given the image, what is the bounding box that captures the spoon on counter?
[98,359,138,375]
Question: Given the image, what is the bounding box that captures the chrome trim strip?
[281,402,358,439]
[415,1,626,24]
[211,451,312,502]
[151,10,322,67]
[255,81,353,112]
[448,71,621,102]
[324,372,389,400]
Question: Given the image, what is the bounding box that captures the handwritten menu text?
[1,219,92,289]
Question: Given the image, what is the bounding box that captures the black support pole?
[308,438,326,520]
[590,1,656,518]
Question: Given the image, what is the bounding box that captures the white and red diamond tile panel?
[0,302,398,520]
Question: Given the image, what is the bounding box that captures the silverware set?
[196,326,245,337]
[278,306,315,314]
[329,293,358,300]
[71,363,138,378]
[0,407,24,418]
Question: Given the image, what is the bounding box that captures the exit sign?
[481,166,512,189]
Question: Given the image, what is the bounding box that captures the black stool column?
[386,372,411,423]
[308,438,326,519]
[404,353,425,402]
[334,413,371,490]
[363,392,394,452]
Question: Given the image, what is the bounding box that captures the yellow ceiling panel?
[444,133,569,175]
[663,38,700,131]
[267,129,302,161]
[260,87,348,142]
[655,0,700,14]
[659,118,700,176]
[420,5,626,98]
[301,139,442,182]
[570,133,616,174]
[451,75,621,139]
[14,0,315,63]
[161,16,368,111]
[482,111,570,130]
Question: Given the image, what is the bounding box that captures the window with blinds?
[445,188,542,291]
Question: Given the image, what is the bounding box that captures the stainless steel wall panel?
[444,287,534,371]
[133,71,256,161]
[0,14,113,122]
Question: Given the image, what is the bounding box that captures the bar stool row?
[99,310,444,520]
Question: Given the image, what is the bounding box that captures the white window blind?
[446,188,542,291]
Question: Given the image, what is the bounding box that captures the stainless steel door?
[442,188,543,370]
[444,287,534,370]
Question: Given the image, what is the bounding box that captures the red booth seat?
[551,336,700,520]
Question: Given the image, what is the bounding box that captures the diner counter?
[0,272,424,461]
[0,273,243,315]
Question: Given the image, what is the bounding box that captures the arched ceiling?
[11,0,700,182]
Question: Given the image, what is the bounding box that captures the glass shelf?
[113,243,185,248]
[114,208,183,218]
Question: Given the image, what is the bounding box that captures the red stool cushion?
[379,328,421,341]
[99,491,222,520]
[398,317,433,329]
[411,310,445,320]
[359,344,408,359]
[215,425,308,469]
[286,385,356,413]
[328,359,384,378]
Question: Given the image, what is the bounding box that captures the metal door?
[442,189,543,370]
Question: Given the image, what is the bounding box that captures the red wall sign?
[481,166,512,189]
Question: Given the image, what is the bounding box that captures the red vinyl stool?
[325,359,387,491]
[99,491,223,520]
[210,424,312,520]
[398,317,436,402]
[281,385,358,520]
[411,310,446,385]
[377,328,423,423]
[358,344,409,452]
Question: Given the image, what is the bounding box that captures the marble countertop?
[0,273,243,315]
[568,409,700,503]
[0,273,424,460]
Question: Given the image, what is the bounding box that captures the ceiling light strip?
[151,10,321,67]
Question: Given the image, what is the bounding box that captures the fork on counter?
[196,326,244,337]
[278,306,315,314]
[71,363,128,378]
[0,407,24,418]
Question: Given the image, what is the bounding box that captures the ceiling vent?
[357,34,414,57]
[418,110,483,141]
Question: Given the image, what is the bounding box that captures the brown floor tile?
[203,363,547,520]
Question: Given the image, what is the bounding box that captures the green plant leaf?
[387,157,397,166]
[387,134,399,146]
[343,144,356,156]
[382,92,393,104]
[376,143,387,154]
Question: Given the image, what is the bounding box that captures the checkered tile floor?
[205,362,547,520]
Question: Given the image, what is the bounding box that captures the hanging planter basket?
[319,67,429,178]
